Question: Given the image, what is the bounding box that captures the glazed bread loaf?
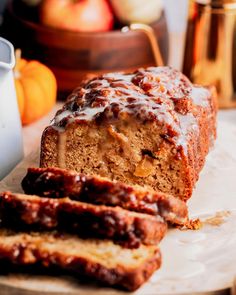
[40,67,217,200]
[0,192,167,248]
[0,229,161,291]
[22,167,188,225]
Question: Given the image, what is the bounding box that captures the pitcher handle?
[121,23,164,67]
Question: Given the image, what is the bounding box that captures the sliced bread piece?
[0,229,161,291]
[21,167,188,225]
[0,192,167,248]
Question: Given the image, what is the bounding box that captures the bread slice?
[0,192,167,248]
[0,229,161,291]
[22,167,188,225]
[40,67,217,201]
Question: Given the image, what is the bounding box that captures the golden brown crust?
[21,167,188,225]
[0,230,161,291]
[0,192,167,248]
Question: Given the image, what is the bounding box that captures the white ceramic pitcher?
[0,37,23,180]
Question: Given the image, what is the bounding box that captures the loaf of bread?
[0,192,167,248]
[40,67,217,200]
[22,167,188,225]
[0,229,161,291]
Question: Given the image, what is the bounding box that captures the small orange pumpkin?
[14,50,57,125]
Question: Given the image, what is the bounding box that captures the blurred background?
[0,1,189,33]
[0,0,189,71]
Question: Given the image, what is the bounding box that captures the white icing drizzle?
[53,110,73,126]
[177,113,199,154]
[103,72,134,82]
[191,86,210,106]
[78,106,106,121]
[57,132,67,168]
[87,78,110,88]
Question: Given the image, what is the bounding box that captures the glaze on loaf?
[40,67,217,200]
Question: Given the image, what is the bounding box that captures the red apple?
[40,0,114,32]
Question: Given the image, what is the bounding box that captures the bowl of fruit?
[2,0,169,97]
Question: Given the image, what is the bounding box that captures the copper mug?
[183,0,236,108]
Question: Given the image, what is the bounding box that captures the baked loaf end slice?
[0,229,161,291]
[40,67,217,201]
[0,192,167,248]
[21,167,188,226]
